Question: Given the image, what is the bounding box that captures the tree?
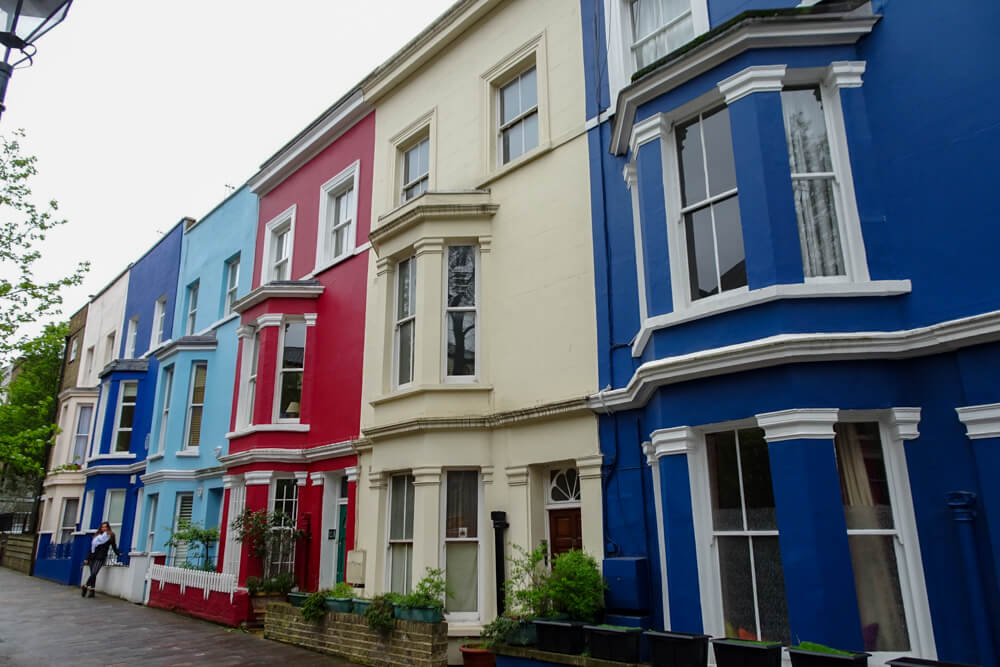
[0,129,88,362]
[0,321,67,484]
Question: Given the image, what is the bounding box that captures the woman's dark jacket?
[88,536,120,563]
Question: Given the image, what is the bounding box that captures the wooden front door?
[548,507,583,557]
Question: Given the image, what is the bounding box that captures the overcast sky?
[5,0,455,343]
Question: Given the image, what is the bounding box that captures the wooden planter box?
[533,619,587,655]
[585,625,643,662]
[712,639,784,667]
[646,630,711,667]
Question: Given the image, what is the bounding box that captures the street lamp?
[0,0,73,118]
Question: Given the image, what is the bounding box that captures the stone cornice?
[57,386,100,401]
[716,64,787,104]
[84,460,147,477]
[217,440,357,466]
[98,358,149,378]
[232,281,324,314]
[140,466,225,485]
[956,403,1000,440]
[647,426,698,463]
[369,191,498,255]
[154,335,217,362]
[361,396,592,441]
[756,408,839,442]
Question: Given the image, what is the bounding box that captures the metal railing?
[0,512,32,534]
[149,563,237,603]
[43,540,74,560]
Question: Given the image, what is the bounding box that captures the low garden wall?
[495,645,642,667]
[265,601,448,667]
[146,564,252,627]
[0,533,34,574]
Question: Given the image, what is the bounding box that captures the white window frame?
[152,295,167,347]
[69,337,78,362]
[273,320,305,424]
[315,160,360,273]
[393,257,417,388]
[386,472,415,595]
[442,245,479,383]
[90,382,109,459]
[268,477,300,576]
[111,380,138,453]
[239,329,260,427]
[72,403,93,465]
[401,136,430,203]
[125,316,138,358]
[170,492,194,566]
[391,110,435,207]
[102,488,127,541]
[59,497,80,544]
[183,362,207,450]
[497,67,539,166]
[84,346,95,381]
[104,332,116,366]
[224,255,241,315]
[260,205,297,284]
[145,493,158,552]
[155,365,174,455]
[440,469,484,623]
[82,489,95,531]
[185,282,199,335]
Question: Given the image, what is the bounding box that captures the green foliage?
[481,615,521,648]
[399,568,449,610]
[166,519,219,570]
[329,581,354,598]
[0,130,89,362]
[177,561,218,572]
[230,508,304,579]
[262,572,295,595]
[365,593,398,634]
[301,591,328,623]
[245,576,261,596]
[548,549,605,622]
[0,321,67,481]
[504,542,553,618]
[794,642,857,656]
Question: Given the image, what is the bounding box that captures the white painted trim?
[345,466,358,483]
[315,159,362,274]
[244,470,274,486]
[216,440,355,466]
[259,205,297,285]
[826,60,866,88]
[649,425,698,457]
[294,471,309,487]
[629,113,670,155]
[83,460,147,477]
[643,440,672,630]
[956,403,1000,440]
[887,407,922,441]
[716,65,787,104]
[255,313,284,329]
[632,280,912,356]
[309,472,325,485]
[755,408,839,441]
[233,283,324,314]
[140,467,226,484]
[224,423,311,439]
[592,309,1000,413]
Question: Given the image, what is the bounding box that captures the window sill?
[307,242,371,279]
[477,142,552,189]
[633,279,912,356]
[176,449,200,458]
[147,453,164,461]
[370,383,494,406]
[447,622,483,637]
[225,423,311,440]
[88,453,138,462]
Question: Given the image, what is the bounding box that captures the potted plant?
[533,549,604,655]
[788,643,870,667]
[325,581,355,613]
[645,629,712,667]
[287,590,310,607]
[396,568,448,622]
[712,638,784,667]
[585,624,643,662]
[460,642,496,667]
[299,590,328,622]
[500,543,555,646]
[365,593,399,633]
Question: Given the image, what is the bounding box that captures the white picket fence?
[149,564,237,603]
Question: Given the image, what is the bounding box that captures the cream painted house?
[354,0,601,639]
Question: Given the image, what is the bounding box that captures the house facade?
[138,186,257,571]
[353,0,601,643]
[584,0,999,665]
[217,94,374,600]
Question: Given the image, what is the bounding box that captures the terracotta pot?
[460,643,496,667]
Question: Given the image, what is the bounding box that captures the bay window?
[388,473,415,594]
[443,470,480,616]
[446,246,477,378]
[184,362,207,449]
[244,330,259,425]
[394,257,416,386]
[276,322,305,421]
[112,381,138,453]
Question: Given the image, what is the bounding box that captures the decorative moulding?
[649,426,698,459]
[345,466,359,483]
[294,471,309,486]
[481,465,494,485]
[756,408,839,442]
[244,470,274,486]
[505,465,529,487]
[956,403,1000,440]
[826,60,866,88]
[629,113,669,155]
[217,440,354,465]
[716,65,787,104]
[233,281,324,315]
[412,466,443,486]
[887,407,921,441]
[576,455,604,480]
[309,472,325,485]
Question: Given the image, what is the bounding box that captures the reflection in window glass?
[389,474,415,594]
[446,247,476,376]
[630,0,694,70]
[395,258,416,386]
[445,471,479,613]
[402,138,430,202]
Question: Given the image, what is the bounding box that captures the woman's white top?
[90,533,110,553]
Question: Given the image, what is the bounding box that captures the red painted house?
[218,89,374,597]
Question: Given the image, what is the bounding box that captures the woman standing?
[82,521,120,598]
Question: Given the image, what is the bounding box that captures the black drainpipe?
[491,511,509,617]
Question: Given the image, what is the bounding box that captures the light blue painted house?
[137,185,257,568]
[581,0,1000,665]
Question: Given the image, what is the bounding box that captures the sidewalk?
[0,567,355,666]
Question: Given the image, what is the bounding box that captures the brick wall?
[265,602,448,667]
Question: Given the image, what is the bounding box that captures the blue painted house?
[137,186,257,567]
[81,222,183,563]
[582,1,1000,665]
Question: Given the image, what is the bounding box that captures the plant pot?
[506,619,538,646]
[887,659,981,667]
[646,630,711,667]
[585,625,643,662]
[325,597,353,613]
[533,619,587,655]
[287,592,308,607]
[789,647,869,667]
[352,598,371,615]
[712,639,784,667]
[460,643,496,667]
[394,605,444,623]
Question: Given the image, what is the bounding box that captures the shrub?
[245,576,262,596]
[365,593,399,633]
[330,581,354,598]
[481,614,521,648]
[505,542,552,618]
[548,549,604,622]
[399,568,449,610]
[301,591,328,623]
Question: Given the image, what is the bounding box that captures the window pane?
[107,491,125,525]
[279,371,302,418]
[684,206,717,300]
[738,428,777,531]
[191,365,207,404]
[390,475,414,540]
[447,246,476,307]
[521,68,537,111]
[122,382,138,401]
[502,122,524,163]
[397,321,414,385]
[753,536,791,643]
[446,542,479,612]
[187,406,203,448]
[782,88,833,174]
[665,10,694,51]
[501,76,521,125]
[334,226,347,257]
[849,535,910,651]
[714,196,747,293]
[119,404,135,429]
[835,423,894,530]
[718,536,755,639]
[404,179,427,201]
[282,322,306,370]
[446,471,478,539]
[76,405,93,436]
[447,312,476,376]
[707,431,743,531]
[702,107,737,196]
[792,177,845,278]
[523,112,539,154]
[397,259,413,319]
[390,543,413,594]
[676,117,706,206]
